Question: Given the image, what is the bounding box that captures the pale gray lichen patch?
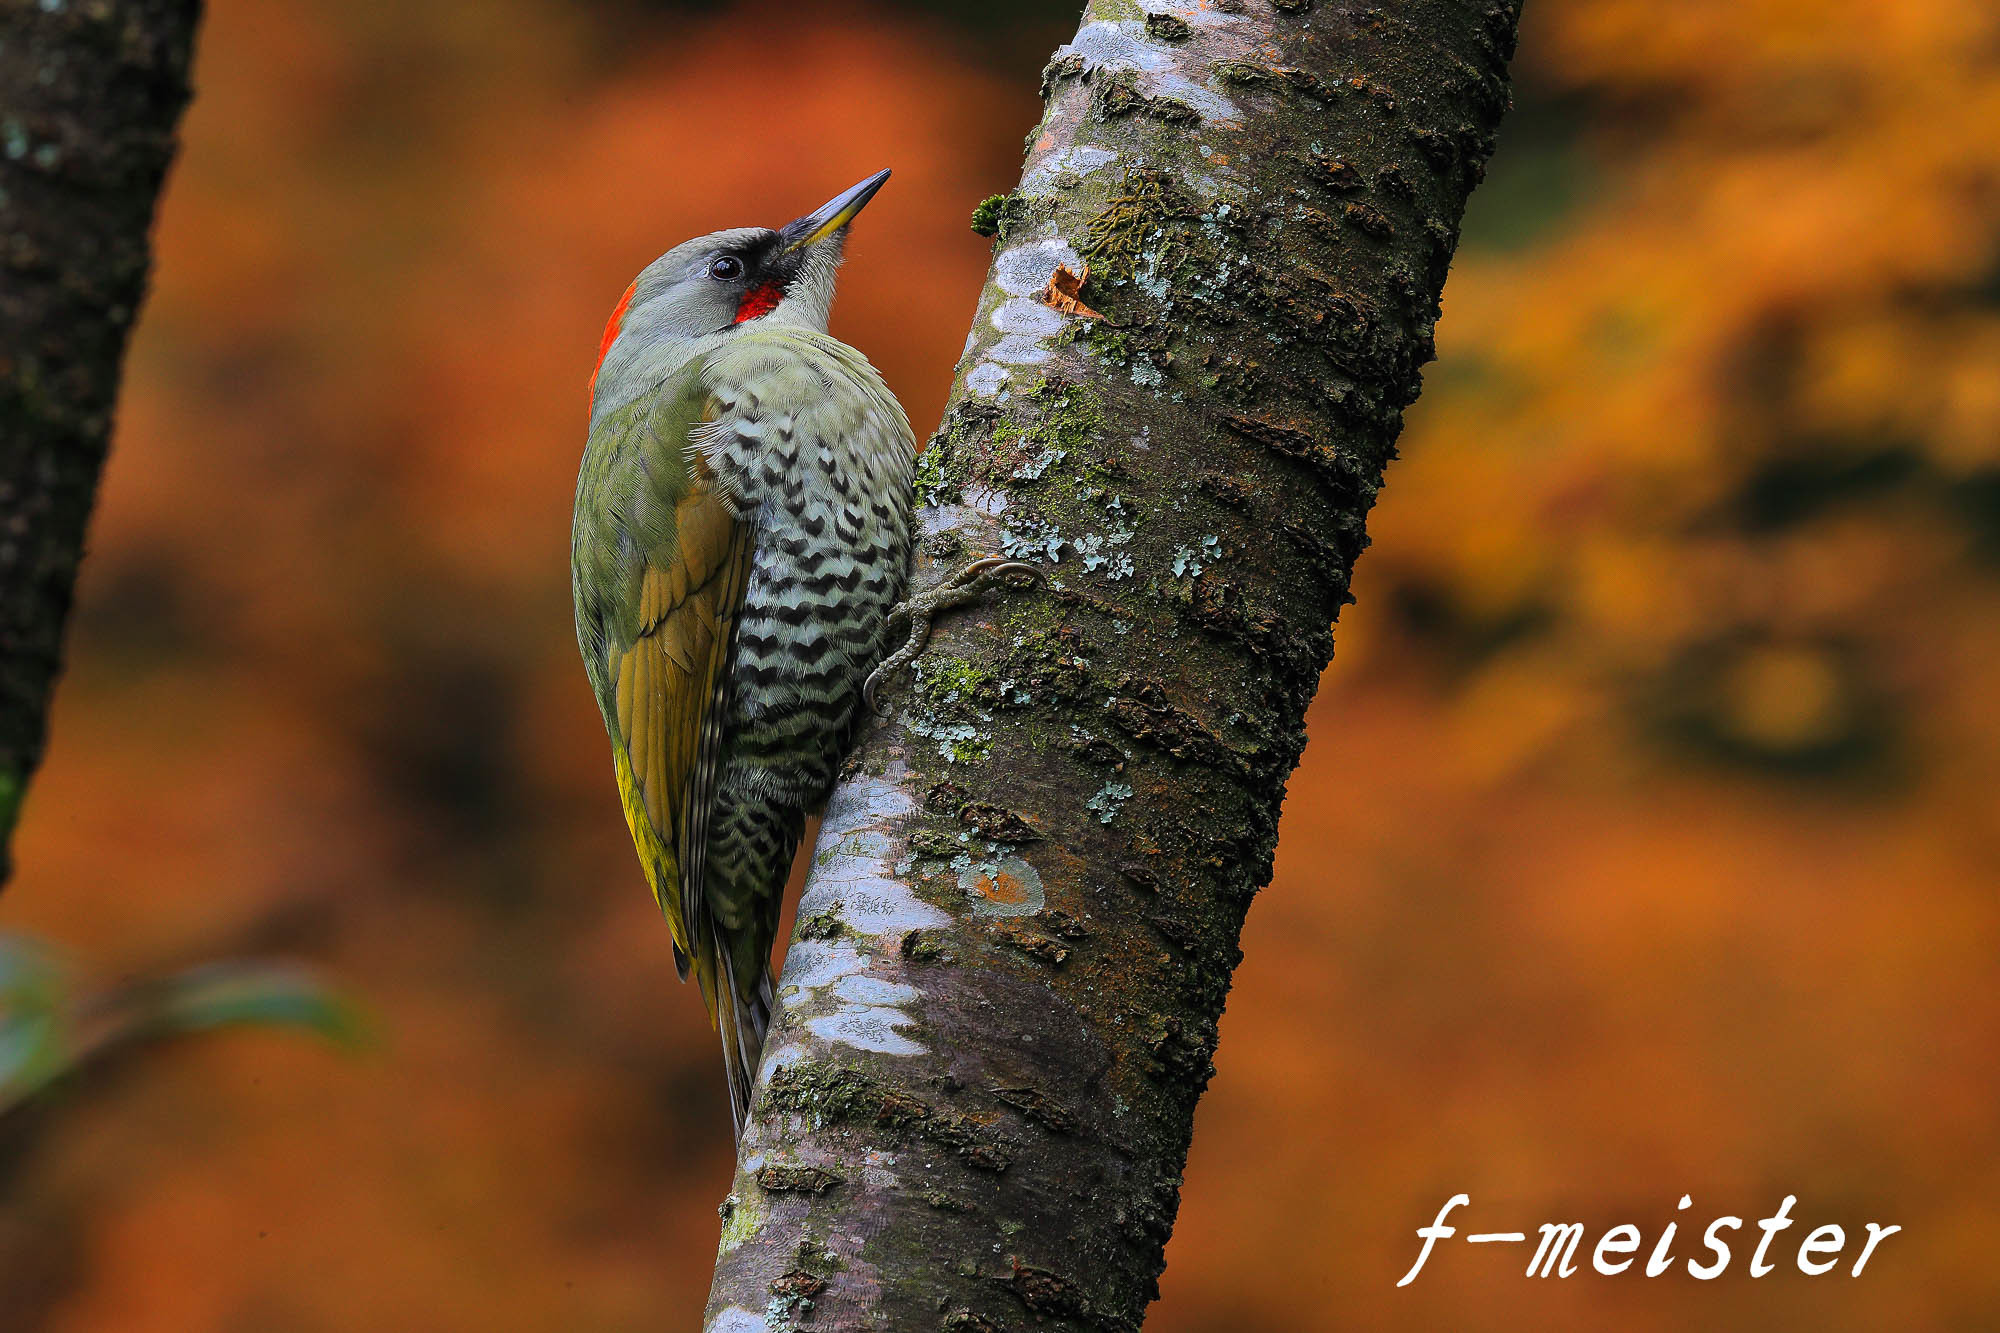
[1170,534,1223,577]
[905,713,990,765]
[986,332,1056,369]
[965,232,1086,398]
[1073,530,1136,579]
[920,501,985,543]
[835,974,921,1008]
[760,1041,812,1072]
[763,769,945,1062]
[707,1305,767,1333]
[1086,781,1134,824]
[1001,517,1066,562]
[1022,143,1118,193]
[1011,443,1066,481]
[988,294,1066,370]
[799,832,950,936]
[919,499,1008,585]
[965,362,1009,398]
[1071,494,1140,580]
[1053,20,1242,126]
[992,294,1065,338]
[901,654,1002,765]
[966,485,1011,517]
[955,855,1046,917]
[1137,0,1261,33]
[994,235,1083,298]
[779,939,869,993]
[805,1007,925,1057]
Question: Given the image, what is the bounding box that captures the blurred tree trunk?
[706,2,1520,1330]
[0,0,200,887]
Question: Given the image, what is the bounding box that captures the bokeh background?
[4,0,1998,1328]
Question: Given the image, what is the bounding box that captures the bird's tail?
[712,921,773,1141]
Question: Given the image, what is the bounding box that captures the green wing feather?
[572,362,750,1017]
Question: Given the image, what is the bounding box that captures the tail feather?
[714,922,773,1140]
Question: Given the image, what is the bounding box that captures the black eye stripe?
[696,233,781,283]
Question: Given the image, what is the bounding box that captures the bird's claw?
[863,555,1043,716]
[948,555,1041,586]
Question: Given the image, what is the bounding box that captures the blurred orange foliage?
[3,0,1998,1329]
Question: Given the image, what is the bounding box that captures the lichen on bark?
[706,2,1522,1328]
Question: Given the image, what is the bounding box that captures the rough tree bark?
[705,2,1521,1329]
[0,0,201,887]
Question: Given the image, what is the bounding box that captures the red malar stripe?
[734,281,783,323]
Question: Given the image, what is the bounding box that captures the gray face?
[604,172,888,389]
[590,201,862,425]
[626,226,800,341]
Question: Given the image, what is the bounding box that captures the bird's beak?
[779,169,891,254]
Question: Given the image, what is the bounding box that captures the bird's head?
[589,169,890,406]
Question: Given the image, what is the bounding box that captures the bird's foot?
[864,555,1041,715]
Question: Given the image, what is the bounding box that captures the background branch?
[0,0,201,886]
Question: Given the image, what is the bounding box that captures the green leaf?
[0,933,371,1114]
[0,936,72,1104]
[144,962,373,1052]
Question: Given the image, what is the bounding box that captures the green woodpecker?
[572,171,924,1134]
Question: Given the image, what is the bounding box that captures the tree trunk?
[0,0,201,887]
[706,2,1521,1328]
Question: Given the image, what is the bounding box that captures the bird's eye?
[708,255,744,281]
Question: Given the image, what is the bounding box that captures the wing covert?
[615,492,746,832]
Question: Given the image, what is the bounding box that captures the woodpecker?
[572,173,1031,1134]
